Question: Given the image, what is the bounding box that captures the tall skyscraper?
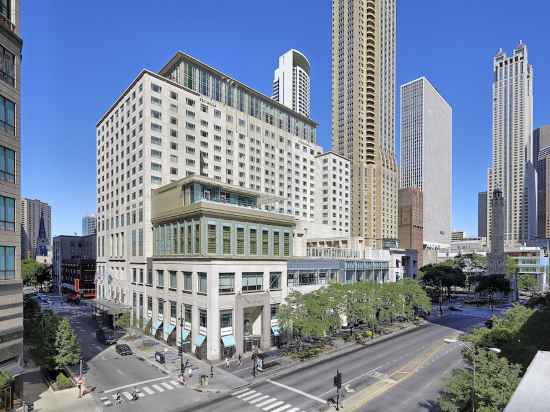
[487,42,534,244]
[272,49,311,118]
[331,0,398,247]
[398,188,423,268]
[0,0,23,394]
[533,126,550,238]
[487,189,505,275]
[82,213,97,235]
[478,191,487,238]
[400,77,452,246]
[21,198,51,259]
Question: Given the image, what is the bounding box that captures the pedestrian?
[187,366,193,379]
[225,357,230,368]
[210,364,214,378]
[238,354,242,366]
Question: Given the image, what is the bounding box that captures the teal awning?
[163,323,176,340]
[181,329,190,343]
[152,320,163,335]
[271,325,280,336]
[194,334,206,347]
[221,335,236,347]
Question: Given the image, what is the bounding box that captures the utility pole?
[179,315,184,377]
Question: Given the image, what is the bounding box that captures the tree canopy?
[420,263,466,298]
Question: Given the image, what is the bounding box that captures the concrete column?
[234,301,244,355]
[260,303,271,351]
[191,304,199,353]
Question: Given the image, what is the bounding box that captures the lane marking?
[104,376,171,394]
[249,395,270,404]
[271,404,293,412]
[142,386,154,395]
[267,379,326,404]
[256,398,279,408]
[263,401,285,411]
[152,384,165,392]
[236,390,256,399]
[242,392,264,401]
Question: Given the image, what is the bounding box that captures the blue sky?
[22,1,550,237]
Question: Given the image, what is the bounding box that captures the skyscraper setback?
[331,0,398,247]
[487,42,534,244]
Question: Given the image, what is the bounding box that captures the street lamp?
[443,338,501,412]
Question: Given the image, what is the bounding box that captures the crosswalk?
[232,388,308,412]
[99,379,183,406]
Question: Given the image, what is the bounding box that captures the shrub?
[55,372,72,389]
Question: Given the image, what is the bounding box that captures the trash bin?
[154,351,165,364]
[200,374,209,387]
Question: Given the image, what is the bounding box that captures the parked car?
[115,343,133,356]
[449,306,463,312]
[96,328,116,345]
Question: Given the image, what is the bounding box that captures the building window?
[183,272,192,292]
[184,304,192,324]
[195,223,200,253]
[0,145,15,183]
[170,301,177,319]
[207,224,216,254]
[283,232,290,256]
[139,269,144,284]
[199,309,207,328]
[157,270,164,288]
[147,296,153,312]
[169,271,177,290]
[0,246,14,280]
[273,231,280,256]
[146,270,153,286]
[219,273,234,294]
[249,228,257,255]
[0,195,15,231]
[220,310,232,328]
[198,272,207,294]
[222,226,231,254]
[132,268,137,283]
[0,45,15,87]
[0,95,15,135]
[262,230,269,255]
[269,272,281,290]
[236,227,244,255]
[242,272,263,293]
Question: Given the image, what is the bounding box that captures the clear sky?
[22,1,550,237]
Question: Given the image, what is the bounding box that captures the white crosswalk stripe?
[263,401,285,411]
[241,392,264,401]
[271,404,292,412]
[142,386,155,395]
[255,397,279,408]
[285,408,299,412]
[161,382,174,390]
[232,387,251,396]
[236,390,256,398]
[171,380,181,387]
[249,394,270,404]
[152,383,165,392]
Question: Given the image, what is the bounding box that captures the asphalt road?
[170,312,486,412]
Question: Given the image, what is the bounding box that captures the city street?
[170,308,491,412]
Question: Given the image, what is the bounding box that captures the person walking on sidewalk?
[225,357,230,368]
[210,364,214,378]
[238,354,242,366]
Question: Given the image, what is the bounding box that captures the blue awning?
[271,325,280,336]
[163,323,176,340]
[152,320,163,335]
[221,335,236,347]
[194,334,206,347]
[181,329,190,343]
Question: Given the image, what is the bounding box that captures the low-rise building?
[116,176,295,361]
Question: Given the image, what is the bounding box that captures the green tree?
[397,278,432,319]
[54,318,80,370]
[36,264,52,291]
[454,253,487,291]
[439,349,522,412]
[518,274,538,296]
[476,274,511,311]
[30,310,60,369]
[506,256,518,278]
[0,370,13,387]
[420,263,466,300]
[22,259,42,286]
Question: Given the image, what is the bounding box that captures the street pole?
[179,316,184,377]
[472,352,476,412]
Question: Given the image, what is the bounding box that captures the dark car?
[449,306,463,312]
[96,328,116,345]
[115,343,133,356]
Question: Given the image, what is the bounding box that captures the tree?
[506,256,518,278]
[36,264,52,291]
[476,274,511,311]
[420,263,466,300]
[439,349,522,412]
[22,259,42,286]
[518,274,538,296]
[0,370,13,387]
[454,253,487,291]
[30,310,60,369]
[54,318,80,370]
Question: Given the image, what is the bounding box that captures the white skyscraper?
[82,214,97,235]
[272,49,311,118]
[487,42,534,244]
[400,77,452,246]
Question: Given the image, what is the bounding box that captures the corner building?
[331,0,398,247]
[95,52,322,356]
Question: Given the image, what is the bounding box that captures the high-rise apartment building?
[331,0,398,248]
[398,188,423,268]
[400,77,452,246]
[272,49,311,118]
[21,198,51,259]
[487,42,534,244]
[96,52,321,310]
[82,213,97,235]
[0,0,23,397]
[314,152,350,235]
[478,191,487,238]
[533,126,550,238]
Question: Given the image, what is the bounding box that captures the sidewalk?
[120,334,247,392]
